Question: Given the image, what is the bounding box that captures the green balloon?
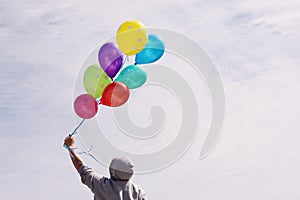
[83,64,112,98]
[115,64,147,89]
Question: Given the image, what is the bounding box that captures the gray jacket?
[78,157,147,200]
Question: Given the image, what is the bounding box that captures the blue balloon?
[115,64,147,89]
[135,34,165,64]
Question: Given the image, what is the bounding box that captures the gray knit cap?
[109,156,134,181]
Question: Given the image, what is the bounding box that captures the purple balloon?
[98,42,124,78]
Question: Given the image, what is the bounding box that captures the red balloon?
[74,94,98,119]
[101,82,130,107]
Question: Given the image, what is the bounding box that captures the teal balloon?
[135,34,165,64]
[115,64,147,89]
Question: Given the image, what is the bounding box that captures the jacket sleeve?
[78,165,104,193]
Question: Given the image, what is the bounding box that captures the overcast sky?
[1,0,300,199]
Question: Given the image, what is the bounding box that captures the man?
[64,136,147,200]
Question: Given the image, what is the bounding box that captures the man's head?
[109,156,134,181]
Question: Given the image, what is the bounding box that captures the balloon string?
[77,145,101,163]
[66,99,101,145]
[63,118,86,149]
[64,145,101,164]
[69,118,86,137]
[63,118,101,163]
[122,55,129,68]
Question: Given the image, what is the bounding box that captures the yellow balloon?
[116,20,148,56]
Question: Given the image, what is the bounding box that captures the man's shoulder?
[130,181,146,194]
[131,182,147,199]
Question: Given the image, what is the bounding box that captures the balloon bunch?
[70,20,165,137]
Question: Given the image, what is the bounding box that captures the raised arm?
[64,136,104,192]
[64,136,84,171]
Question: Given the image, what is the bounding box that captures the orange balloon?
[101,82,130,107]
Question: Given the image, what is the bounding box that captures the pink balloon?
[74,94,98,119]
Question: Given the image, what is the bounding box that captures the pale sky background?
[1,0,300,199]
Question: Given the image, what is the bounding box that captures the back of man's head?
[109,156,134,181]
